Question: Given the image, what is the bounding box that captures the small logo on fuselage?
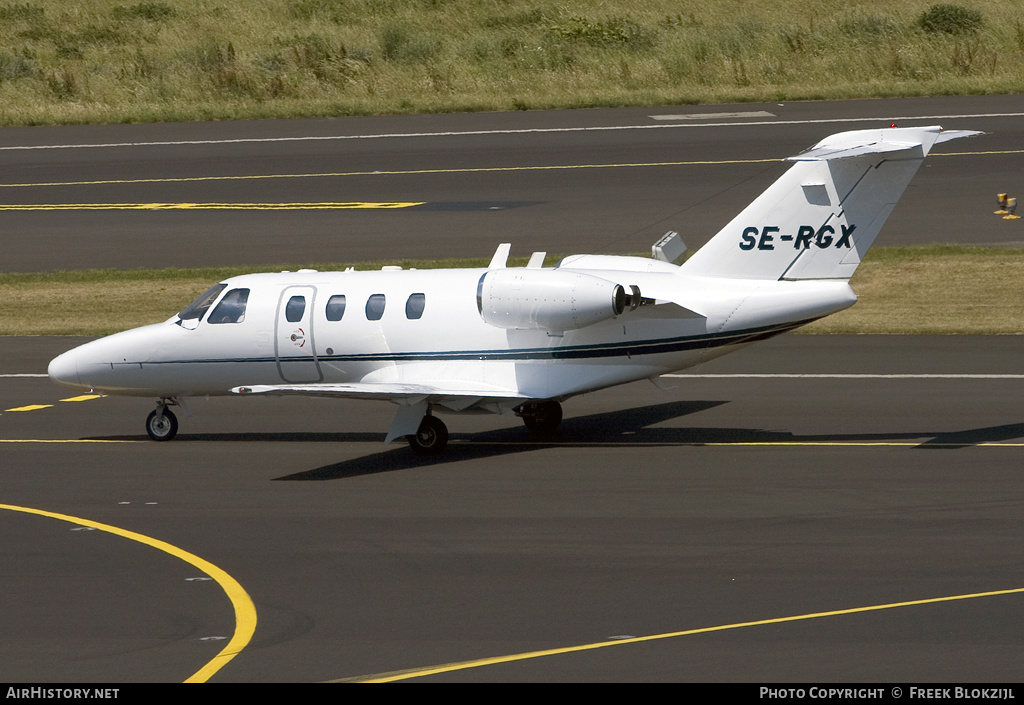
[739,224,856,251]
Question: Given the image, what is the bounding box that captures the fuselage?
[48,257,857,409]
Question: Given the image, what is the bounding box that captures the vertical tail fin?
[680,126,981,281]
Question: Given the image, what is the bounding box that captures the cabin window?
[178,283,227,323]
[365,294,386,321]
[209,288,249,324]
[285,295,306,322]
[405,293,426,320]
[325,295,347,321]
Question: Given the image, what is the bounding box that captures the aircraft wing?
[232,381,531,443]
[232,381,529,406]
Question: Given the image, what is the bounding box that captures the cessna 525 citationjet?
[49,125,978,454]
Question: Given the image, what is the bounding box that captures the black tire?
[521,401,562,435]
[146,408,178,441]
[407,415,448,456]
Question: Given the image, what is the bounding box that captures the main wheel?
[407,415,448,456]
[146,408,178,441]
[521,401,562,435]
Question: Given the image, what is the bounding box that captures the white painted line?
[665,373,1024,379]
[0,112,1020,152]
[650,111,775,120]
[0,373,48,377]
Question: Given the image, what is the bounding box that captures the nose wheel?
[146,406,178,441]
[407,415,448,456]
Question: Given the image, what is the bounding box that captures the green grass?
[3,246,1022,336]
[803,245,1024,334]
[0,1,1019,125]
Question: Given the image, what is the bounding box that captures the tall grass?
[0,1,1017,125]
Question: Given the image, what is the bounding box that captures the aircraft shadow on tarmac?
[89,400,1024,480]
[273,403,1024,481]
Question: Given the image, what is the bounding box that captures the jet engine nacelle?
[477,269,638,333]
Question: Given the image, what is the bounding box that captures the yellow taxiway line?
[0,149,1017,192]
[349,586,1024,682]
[0,503,256,682]
[0,439,136,443]
[0,159,779,190]
[452,440,1024,448]
[0,201,424,211]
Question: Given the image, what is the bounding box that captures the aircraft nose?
[48,350,83,390]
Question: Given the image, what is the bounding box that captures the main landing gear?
[407,414,448,456]
[405,400,564,456]
[517,400,563,436]
[146,400,179,441]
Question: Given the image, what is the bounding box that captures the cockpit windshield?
[209,288,249,324]
[177,283,227,323]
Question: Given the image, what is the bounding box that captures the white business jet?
[49,125,979,454]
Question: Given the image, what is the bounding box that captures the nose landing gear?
[146,400,179,441]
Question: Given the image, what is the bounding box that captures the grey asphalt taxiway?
[0,94,1023,272]
[2,96,1023,682]
[3,335,1023,682]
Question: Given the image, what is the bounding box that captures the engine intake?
[477,269,639,333]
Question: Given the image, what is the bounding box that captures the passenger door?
[275,286,323,383]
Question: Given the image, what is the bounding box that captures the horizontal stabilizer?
[935,129,986,144]
[788,127,982,161]
[788,140,919,161]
